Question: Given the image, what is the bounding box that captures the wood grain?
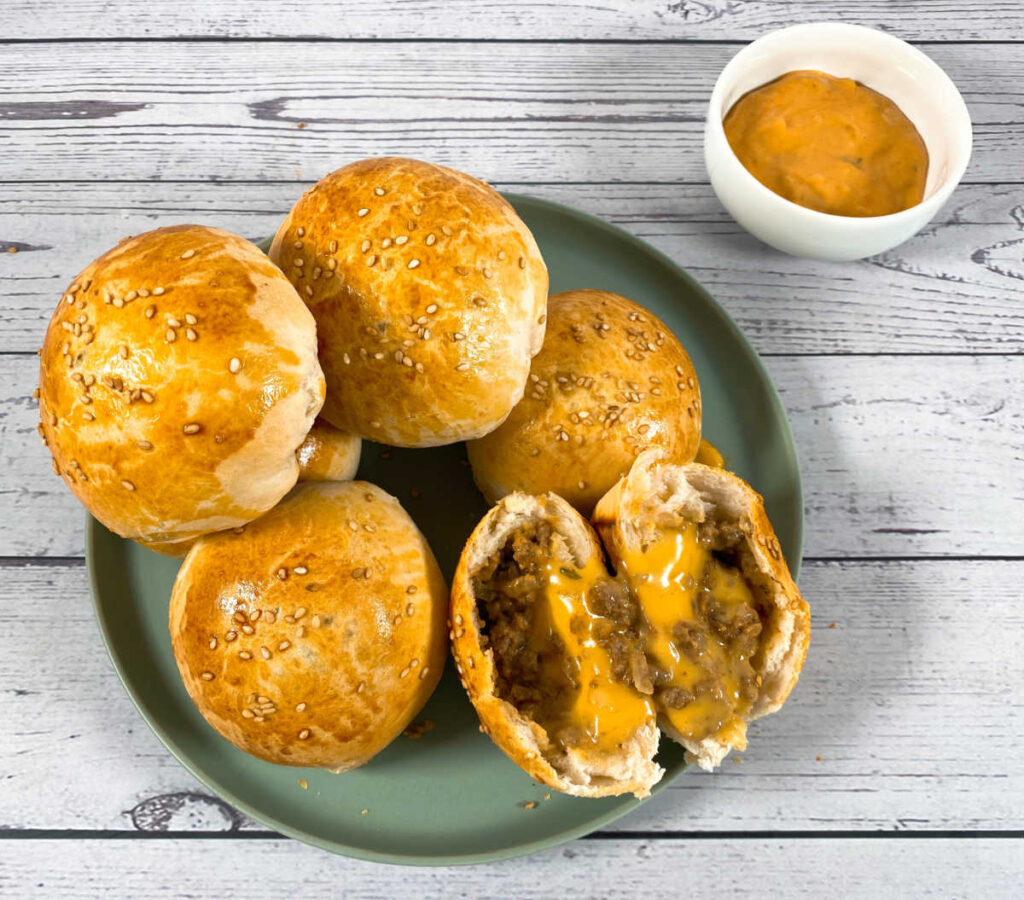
[0,42,1017,183]
[0,837,1021,898]
[5,0,1024,41]
[3,559,1022,833]
[4,353,1022,558]
[3,182,1024,355]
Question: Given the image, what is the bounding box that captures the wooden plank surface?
[5,0,1024,42]
[4,559,1022,833]
[1,837,1021,898]
[0,42,1018,184]
[4,353,1022,559]
[3,182,1024,356]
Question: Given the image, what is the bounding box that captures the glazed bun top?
[466,290,701,515]
[169,480,449,770]
[38,225,325,546]
[269,157,548,448]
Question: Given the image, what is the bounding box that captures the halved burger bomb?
[450,450,810,798]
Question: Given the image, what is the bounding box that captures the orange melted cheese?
[695,439,725,469]
[533,557,652,754]
[617,526,758,744]
[724,69,928,217]
[531,523,760,754]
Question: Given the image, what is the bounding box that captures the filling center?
[473,517,767,757]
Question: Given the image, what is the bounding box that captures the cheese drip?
[618,525,761,744]
[531,557,652,755]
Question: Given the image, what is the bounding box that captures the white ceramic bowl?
[704,23,973,261]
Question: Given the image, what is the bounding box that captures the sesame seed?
[357,208,370,217]
[165,329,177,342]
[239,650,252,660]
[209,636,218,650]
[304,286,313,297]
[297,227,305,237]
[225,630,238,642]
[294,258,304,267]
[229,357,242,374]
[482,268,492,279]
[141,391,154,404]
[250,609,262,622]
[419,667,430,680]
[400,667,410,679]
[395,235,409,246]
[298,728,310,740]
[182,423,202,435]
[406,585,417,595]
[260,647,271,659]
[311,614,322,628]
[293,240,303,250]
[294,606,308,619]
[241,624,254,635]
[181,249,195,260]
[293,565,308,575]
[145,305,156,319]
[455,362,470,371]
[186,328,198,341]
[121,480,135,491]
[408,259,420,269]
[242,709,254,719]
[153,287,165,296]
[356,681,365,693]
[278,640,290,651]
[185,313,198,326]
[200,671,214,681]
[366,254,377,267]
[137,440,153,451]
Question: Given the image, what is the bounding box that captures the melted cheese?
[532,557,652,754]
[618,526,759,744]
[695,439,725,469]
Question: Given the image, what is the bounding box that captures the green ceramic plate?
[88,194,802,866]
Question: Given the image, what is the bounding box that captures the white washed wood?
[6,0,1024,41]
[3,182,1024,355]
[3,560,1022,832]
[1,838,1021,898]
[0,42,1018,183]
[4,354,1022,558]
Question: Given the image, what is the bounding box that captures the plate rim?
[87,191,803,866]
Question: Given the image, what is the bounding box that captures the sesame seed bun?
[450,492,663,798]
[269,157,548,448]
[38,225,326,551]
[170,480,448,770]
[451,451,810,793]
[295,418,362,483]
[466,290,701,516]
[592,450,811,771]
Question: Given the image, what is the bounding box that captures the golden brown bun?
[170,481,448,770]
[38,225,325,547]
[467,290,701,515]
[269,157,548,447]
[296,418,361,482]
[450,492,663,798]
[593,450,811,770]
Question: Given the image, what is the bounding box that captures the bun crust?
[450,492,663,798]
[593,450,811,770]
[295,418,361,483]
[467,290,701,515]
[170,481,448,770]
[269,157,548,447]
[39,225,325,548]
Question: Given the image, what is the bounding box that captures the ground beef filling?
[473,519,769,748]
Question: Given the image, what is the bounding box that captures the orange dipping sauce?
[723,69,928,217]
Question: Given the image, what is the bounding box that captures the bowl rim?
[705,21,974,228]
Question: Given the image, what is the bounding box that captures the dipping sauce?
[723,69,928,217]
